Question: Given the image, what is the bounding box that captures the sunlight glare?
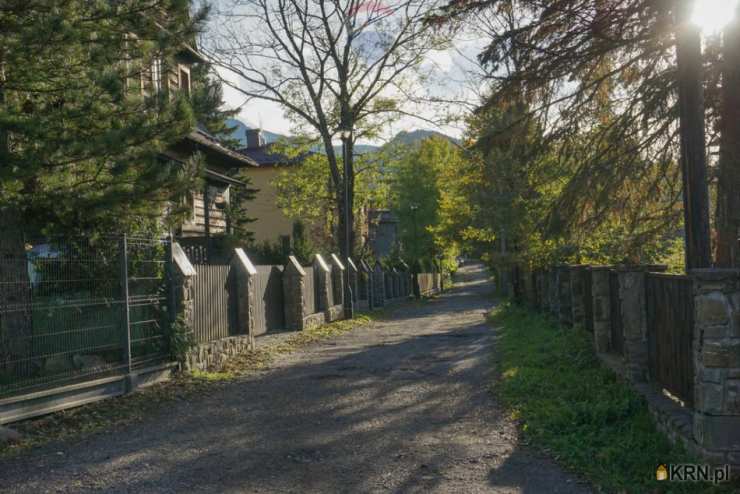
[692,0,740,33]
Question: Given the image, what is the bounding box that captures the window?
[179,66,190,96]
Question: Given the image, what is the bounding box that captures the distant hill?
[224,118,457,155]
[384,129,460,147]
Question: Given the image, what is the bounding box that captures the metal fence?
[646,273,694,405]
[0,235,171,398]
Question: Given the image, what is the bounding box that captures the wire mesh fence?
[0,234,172,398]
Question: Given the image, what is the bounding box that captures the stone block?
[703,342,740,368]
[694,413,740,451]
[696,293,731,327]
[696,383,725,414]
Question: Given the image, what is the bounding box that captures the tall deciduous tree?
[208,0,447,258]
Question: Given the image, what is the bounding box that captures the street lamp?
[340,127,354,319]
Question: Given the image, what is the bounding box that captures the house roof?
[186,130,259,168]
[238,143,308,167]
[205,168,245,186]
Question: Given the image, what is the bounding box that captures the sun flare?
[692,0,739,33]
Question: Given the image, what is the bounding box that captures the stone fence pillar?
[569,265,589,329]
[232,248,257,349]
[691,269,740,465]
[399,261,411,297]
[283,256,306,331]
[361,260,374,310]
[590,267,612,353]
[557,265,572,327]
[616,267,649,382]
[346,257,359,304]
[313,254,331,311]
[373,262,385,307]
[171,242,197,349]
[330,254,345,308]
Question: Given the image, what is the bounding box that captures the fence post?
[170,242,197,368]
[283,256,306,331]
[570,265,588,329]
[119,234,132,374]
[373,262,386,307]
[232,248,257,349]
[556,265,572,327]
[329,254,347,321]
[313,254,331,313]
[589,267,612,353]
[615,267,650,382]
[361,260,373,310]
[691,269,740,465]
[346,257,359,305]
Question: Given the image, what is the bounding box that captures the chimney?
[246,129,265,149]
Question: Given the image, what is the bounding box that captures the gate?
[646,273,694,405]
[253,265,285,335]
[609,270,623,355]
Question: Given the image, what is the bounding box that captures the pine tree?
[0,0,219,236]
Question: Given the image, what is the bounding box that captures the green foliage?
[168,315,195,364]
[490,303,736,493]
[291,220,314,264]
[272,138,388,253]
[387,136,464,268]
[0,0,223,236]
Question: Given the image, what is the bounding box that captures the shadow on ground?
[0,264,590,493]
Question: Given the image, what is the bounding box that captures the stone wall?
[691,269,740,465]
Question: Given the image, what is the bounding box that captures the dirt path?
[0,264,590,493]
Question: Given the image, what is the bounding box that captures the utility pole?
[675,0,712,270]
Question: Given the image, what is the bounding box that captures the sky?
[213,0,737,145]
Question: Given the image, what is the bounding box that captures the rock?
[0,426,22,445]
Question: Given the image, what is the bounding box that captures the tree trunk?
[0,216,34,381]
[716,15,740,267]
[338,138,356,261]
[675,3,712,270]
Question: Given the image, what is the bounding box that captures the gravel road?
[0,264,590,493]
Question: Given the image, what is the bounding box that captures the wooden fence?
[192,264,238,343]
[303,267,317,315]
[646,273,694,405]
[253,265,285,336]
[608,270,624,355]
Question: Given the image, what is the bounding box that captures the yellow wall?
[245,166,294,243]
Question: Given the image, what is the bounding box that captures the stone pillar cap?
[346,257,358,272]
[233,248,257,275]
[172,243,197,277]
[330,253,345,271]
[285,255,306,276]
[689,268,740,281]
[313,253,330,272]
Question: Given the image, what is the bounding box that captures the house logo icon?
[656,464,668,481]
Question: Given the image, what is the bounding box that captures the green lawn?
[489,302,738,493]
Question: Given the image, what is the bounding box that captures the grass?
[0,307,396,458]
[489,302,738,494]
